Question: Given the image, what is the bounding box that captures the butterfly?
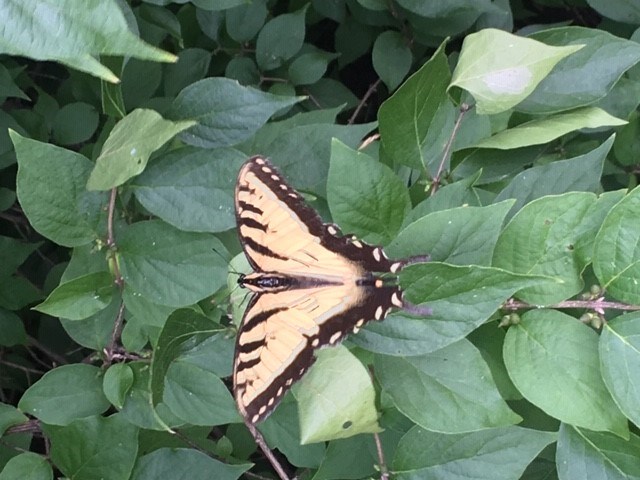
[233,156,429,424]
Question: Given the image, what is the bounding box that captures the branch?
[431,103,471,194]
[349,79,382,125]
[503,297,640,315]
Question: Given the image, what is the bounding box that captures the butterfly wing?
[235,156,404,276]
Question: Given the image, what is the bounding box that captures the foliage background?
[1,0,640,479]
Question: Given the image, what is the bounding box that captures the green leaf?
[163,48,212,97]
[327,140,410,244]
[0,309,27,346]
[0,452,52,480]
[0,403,28,437]
[393,426,556,479]
[33,272,114,321]
[0,236,39,276]
[51,102,99,146]
[353,263,544,356]
[376,340,521,433]
[0,64,28,101]
[379,42,453,171]
[521,27,640,113]
[587,0,640,23]
[255,6,308,70]
[44,414,138,480]
[599,313,640,427]
[494,135,612,216]
[0,0,176,82]
[150,309,227,407]
[295,346,380,444]
[170,78,303,148]
[18,364,110,425]
[87,109,195,191]
[118,220,228,307]
[451,28,582,114]
[103,363,134,410]
[260,402,326,468]
[593,186,640,304]
[388,201,514,266]
[372,30,412,91]
[119,362,180,431]
[503,310,628,436]
[132,448,250,480]
[225,0,267,42]
[288,50,340,86]
[493,192,597,304]
[163,362,239,426]
[246,121,376,196]
[557,424,640,479]
[132,147,246,233]
[12,131,104,247]
[59,296,120,350]
[474,107,626,150]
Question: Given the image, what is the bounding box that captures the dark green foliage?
[1,1,640,479]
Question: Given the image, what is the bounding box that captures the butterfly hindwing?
[233,156,408,424]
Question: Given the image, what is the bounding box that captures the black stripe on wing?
[241,156,403,273]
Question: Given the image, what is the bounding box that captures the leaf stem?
[431,103,471,194]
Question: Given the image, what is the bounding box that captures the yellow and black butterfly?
[233,156,429,424]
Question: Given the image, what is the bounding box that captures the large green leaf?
[87,109,194,191]
[0,452,52,480]
[474,107,626,150]
[43,414,138,480]
[494,135,612,216]
[599,313,640,428]
[169,78,303,148]
[12,131,105,247]
[393,426,556,479]
[493,192,597,304]
[0,0,176,82]
[33,272,114,321]
[388,201,514,266]
[451,28,582,114]
[255,5,307,70]
[375,340,521,432]
[378,42,453,171]
[557,424,640,479]
[294,346,380,444]
[520,27,640,113]
[132,448,249,480]
[18,364,110,425]
[327,140,410,244]
[117,220,228,307]
[593,186,640,304]
[132,147,246,233]
[352,263,543,356]
[503,310,628,437]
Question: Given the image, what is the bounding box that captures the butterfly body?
[233,156,418,424]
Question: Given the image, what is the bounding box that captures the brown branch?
[27,335,68,366]
[503,297,640,314]
[348,79,382,125]
[431,103,471,194]
[373,431,389,480]
[0,360,45,375]
[245,420,294,480]
[104,301,126,366]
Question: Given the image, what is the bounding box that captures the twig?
[245,420,293,480]
[503,297,640,314]
[348,79,382,125]
[106,188,117,248]
[430,103,471,194]
[373,431,390,480]
[27,335,68,366]
[0,360,45,375]
[104,302,125,366]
